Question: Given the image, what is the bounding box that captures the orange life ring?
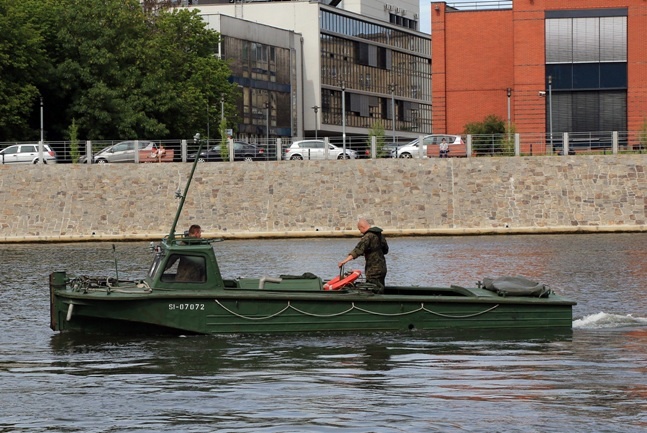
[323,269,362,291]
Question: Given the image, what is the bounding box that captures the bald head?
[357,218,371,233]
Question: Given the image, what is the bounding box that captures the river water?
[1,234,646,432]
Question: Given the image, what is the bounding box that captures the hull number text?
[168,303,205,311]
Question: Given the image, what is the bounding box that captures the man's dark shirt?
[349,226,388,280]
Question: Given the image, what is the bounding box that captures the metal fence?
[2,130,646,164]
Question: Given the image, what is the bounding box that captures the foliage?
[500,123,516,156]
[67,118,80,163]
[0,0,236,142]
[367,120,387,157]
[0,0,47,141]
[219,118,228,159]
[464,114,507,155]
[639,118,647,150]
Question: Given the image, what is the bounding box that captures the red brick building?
[431,1,647,152]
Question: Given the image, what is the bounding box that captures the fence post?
[324,137,330,160]
[134,140,140,163]
[466,135,472,157]
[514,133,520,156]
[371,135,376,159]
[86,140,92,164]
[418,134,425,158]
[276,138,282,161]
[228,137,234,161]
[181,140,187,163]
[612,131,618,154]
[38,141,44,165]
[563,132,569,156]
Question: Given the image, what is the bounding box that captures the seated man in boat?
[165,225,206,282]
[338,218,389,294]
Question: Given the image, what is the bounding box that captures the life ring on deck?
[323,269,362,291]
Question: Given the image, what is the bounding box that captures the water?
[1,234,646,432]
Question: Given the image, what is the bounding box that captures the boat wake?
[573,312,647,329]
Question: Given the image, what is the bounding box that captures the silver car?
[284,140,357,160]
[0,144,57,164]
[80,140,158,164]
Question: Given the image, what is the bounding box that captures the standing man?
[338,218,389,293]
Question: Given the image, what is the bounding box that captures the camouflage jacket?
[349,226,389,279]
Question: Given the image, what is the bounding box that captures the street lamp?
[506,87,512,144]
[548,75,553,151]
[340,82,346,156]
[389,83,396,146]
[40,97,44,143]
[39,97,44,165]
[265,100,270,145]
[220,94,225,121]
[312,105,319,140]
[506,87,511,131]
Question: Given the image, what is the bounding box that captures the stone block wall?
[1,155,646,242]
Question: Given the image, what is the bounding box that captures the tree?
[143,8,237,140]
[0,0,47,141]
[367,120,387,157]
[464,114,507,155]
[4,0,236,142]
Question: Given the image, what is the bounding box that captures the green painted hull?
[50,275,575,335]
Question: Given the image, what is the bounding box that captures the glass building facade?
[223,37,295,138]
[319,9,432,135]
[545,9,627,138]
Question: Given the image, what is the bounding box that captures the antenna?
[112,244,119,281]
[168,136,203,241]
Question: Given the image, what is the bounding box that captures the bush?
[464,115,507,155]
[366,120,387,157]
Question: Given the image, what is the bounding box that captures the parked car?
[188,141,265,162]
[284,140,357,160]
[0,144,57,164]
[79,140,171,164]
[381,142,403,158]
[392,135,466,158]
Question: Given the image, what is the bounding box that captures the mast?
[168,140,203,242]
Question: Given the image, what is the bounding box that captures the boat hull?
[51,279,575,335]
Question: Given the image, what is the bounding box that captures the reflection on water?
[1,234,646,432]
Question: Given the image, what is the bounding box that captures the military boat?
[49,147,576,335]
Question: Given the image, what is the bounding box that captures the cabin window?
[148,254,163,278]
[162,254,206,283]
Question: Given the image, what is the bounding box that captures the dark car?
[189,141,265,162]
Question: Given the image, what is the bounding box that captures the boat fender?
[323,269,362,291]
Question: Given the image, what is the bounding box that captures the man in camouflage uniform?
[338,218,389,293]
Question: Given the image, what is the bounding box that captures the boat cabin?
[147,236,226,290]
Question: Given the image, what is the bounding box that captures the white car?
[392,135,466,158]
[284,140,357,160]
[0,144,57,164]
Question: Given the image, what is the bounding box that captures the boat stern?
[49,271,68,331]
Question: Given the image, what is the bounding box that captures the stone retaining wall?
[1,155,646,243]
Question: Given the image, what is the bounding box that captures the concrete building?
[431,1,647,153]
[188,0,431,145]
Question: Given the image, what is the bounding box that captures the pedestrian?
[338,218,389,293]
[439,138,449,158]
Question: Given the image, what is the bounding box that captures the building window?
[545,12,627,136]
